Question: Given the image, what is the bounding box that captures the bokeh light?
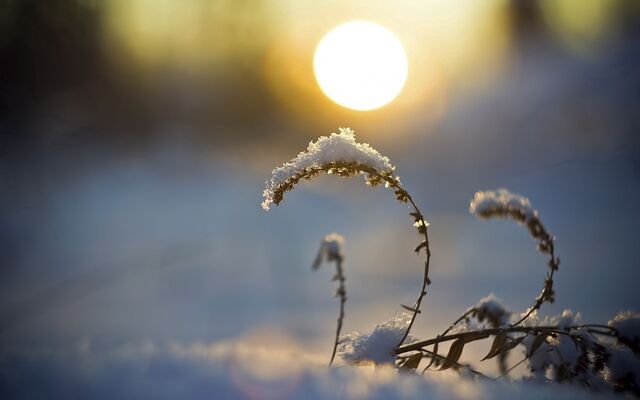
[313,21,408,111]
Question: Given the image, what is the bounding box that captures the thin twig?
[399,195,431,348]
[440,308,476,337]
[510,227,558,327]
[373,172,431,349]
[329,257,346,366]
[497,341,548,379]
[497,356,528,379]
[418,349,490,379]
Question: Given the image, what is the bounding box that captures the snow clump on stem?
[261,127,396,211]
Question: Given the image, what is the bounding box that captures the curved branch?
[265,160,432,352]
[369,171,431,349]
[510,242,558,327]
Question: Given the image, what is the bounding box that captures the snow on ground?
[0,333,624,400]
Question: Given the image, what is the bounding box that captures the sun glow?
[313,21,408,111]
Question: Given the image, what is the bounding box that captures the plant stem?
[293,164,433,352]
[510,244,557,327]
[399,196,431,347]
[375,173,431,349]
[440,308,476,337]
[497,356,528,379]
[329,257,346,366]
[395,325,617,355]
[419,349,489,379]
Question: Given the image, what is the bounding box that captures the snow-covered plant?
[261,128,640,398]
[609,311,640,355]
[263,128,432,350]
[470,189,558,326]
[262,128,395,212]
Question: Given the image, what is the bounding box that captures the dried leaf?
[425,342,439,370]
[414,242,427,254]
[528,333,548,358]
[440,339,465,371]
[502,336,526,353]
[482,331,507,361]
[400,353,423,370]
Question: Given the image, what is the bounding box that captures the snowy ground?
[0,334,624,400]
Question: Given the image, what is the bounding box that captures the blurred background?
[1,0,639,382]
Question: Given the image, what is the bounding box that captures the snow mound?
[339,312,413,364]
[0,335,625,400]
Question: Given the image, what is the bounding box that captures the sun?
[313,21,408,111]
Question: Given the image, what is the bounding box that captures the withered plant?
[262,128,640,397]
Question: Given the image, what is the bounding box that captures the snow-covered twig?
[470,189,559,327]
[262,128,432,350]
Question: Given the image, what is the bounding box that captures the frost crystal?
[338,312,414,364]
[262,127,395,210]
[469,188,537,222]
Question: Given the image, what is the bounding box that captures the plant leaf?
[439,339,465,371]
[528,333,548,358]
[400,353,422,370]
[502,336,526,353]
[311,247,323,270]
[482,331,507,361]
[425,342,439,370]
[401,304,420,313]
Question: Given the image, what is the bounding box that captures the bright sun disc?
[314,21,408,111]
